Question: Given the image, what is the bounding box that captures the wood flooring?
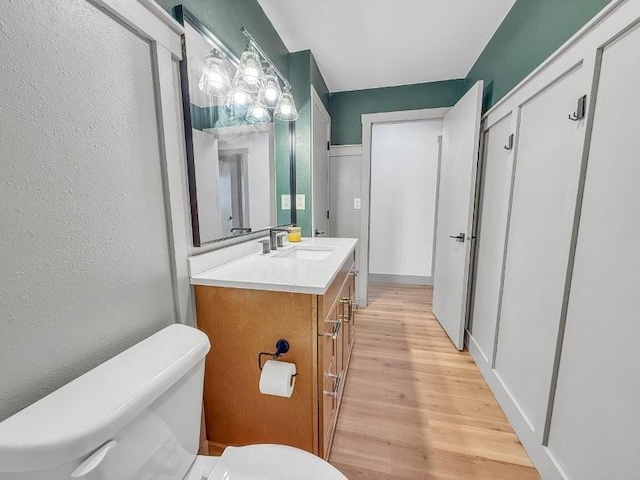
[329,283,540,480]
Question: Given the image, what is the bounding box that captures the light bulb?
[253,106,265,118]
[244,67,259,84]
[207,71,224,89]
[234,90,249,106]
[280,104,292,115]
[265,87,278,102]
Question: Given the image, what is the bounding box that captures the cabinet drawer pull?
[323,319,342,340]
[340,296,353,322]
[323,373,342,397]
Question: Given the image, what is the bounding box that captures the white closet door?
[546,24,640,480]
[432,81,483,350]
[312,88,331,237]
[469,113,514,363]
[494,65,588,436]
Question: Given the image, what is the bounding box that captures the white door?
[312,87,331,237]
[432,81,483,350]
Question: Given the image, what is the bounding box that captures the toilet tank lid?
[0,324,210,473]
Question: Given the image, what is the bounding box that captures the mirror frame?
[172,5,294,247]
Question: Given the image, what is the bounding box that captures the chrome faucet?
[269,227,290,250]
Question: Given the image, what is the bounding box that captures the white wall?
[369,120,442,281]
[0,0,183,421]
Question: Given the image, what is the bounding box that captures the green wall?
[288,50,330,236]
[329,80,468,145]
[156,0,289,75]
[466,0,612,111]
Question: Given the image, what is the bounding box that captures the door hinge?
[327,141,330,150]
[326,210,330,219]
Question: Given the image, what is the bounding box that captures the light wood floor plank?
[329,283,539,479]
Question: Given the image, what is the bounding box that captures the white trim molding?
[329,144,363,157]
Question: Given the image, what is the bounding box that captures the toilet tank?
[0,324,210,480]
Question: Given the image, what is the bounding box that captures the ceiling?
[257,0,516,92]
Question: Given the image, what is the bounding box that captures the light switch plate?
[296,194,306,210]
[281,194,291,210]
[354,197,361,210]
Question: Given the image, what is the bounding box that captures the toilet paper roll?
[259,360,297,398]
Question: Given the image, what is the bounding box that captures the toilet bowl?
[0,325,347,480]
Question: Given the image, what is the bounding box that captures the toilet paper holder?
[258,339,296,372]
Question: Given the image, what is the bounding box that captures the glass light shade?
[246,99,271,123]
[274,91,298,121]
[261,70,283,108]
[198,49,231,97]
[235,47,263,93]
[226,86,251,111]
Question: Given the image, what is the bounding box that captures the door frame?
[310,86,331,237]
[359,107,450,307]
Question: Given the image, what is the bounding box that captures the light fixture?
[227,86,251,111]
[198,49,231,97]
[274,89,298,121]
[235,44,263,93]
[261,69,283,108]
[246,99,270,123]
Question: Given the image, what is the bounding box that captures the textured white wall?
[369,120,442,278]
[0,0,177,420]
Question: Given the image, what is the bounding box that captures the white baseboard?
[369,274,432,285]
[468,335,569,480]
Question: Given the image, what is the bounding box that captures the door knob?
[315,229,325,236]
[449,233,465,242]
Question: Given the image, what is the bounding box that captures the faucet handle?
[276,232,286,248]
[258,239,270,254]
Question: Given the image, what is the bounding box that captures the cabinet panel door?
[469,113,514,364]
[320,305,339,458]
[547,24,640,480]
[494,64,587,435]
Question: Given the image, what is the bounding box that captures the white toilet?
[0,325,347,479]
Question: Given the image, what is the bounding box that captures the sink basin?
[273,247,335,260]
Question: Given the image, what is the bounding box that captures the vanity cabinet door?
[348,271,357,358]
[319,302,342,458]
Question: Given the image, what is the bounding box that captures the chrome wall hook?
[569,94,587,121]
[504,133,514,150]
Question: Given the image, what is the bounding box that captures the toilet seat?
[206,444,347,480]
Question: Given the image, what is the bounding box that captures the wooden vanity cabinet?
[194,251,356,460]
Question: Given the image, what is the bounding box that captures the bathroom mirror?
[175,7,291,247]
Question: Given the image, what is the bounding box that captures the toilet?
[0,325,347,479]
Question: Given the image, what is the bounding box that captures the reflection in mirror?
[178,9,289,246]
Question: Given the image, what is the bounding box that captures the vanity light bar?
[240,27,291,91]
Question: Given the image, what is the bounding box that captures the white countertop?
[189,237,358,294]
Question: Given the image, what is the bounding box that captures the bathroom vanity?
[190,238,358,459]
